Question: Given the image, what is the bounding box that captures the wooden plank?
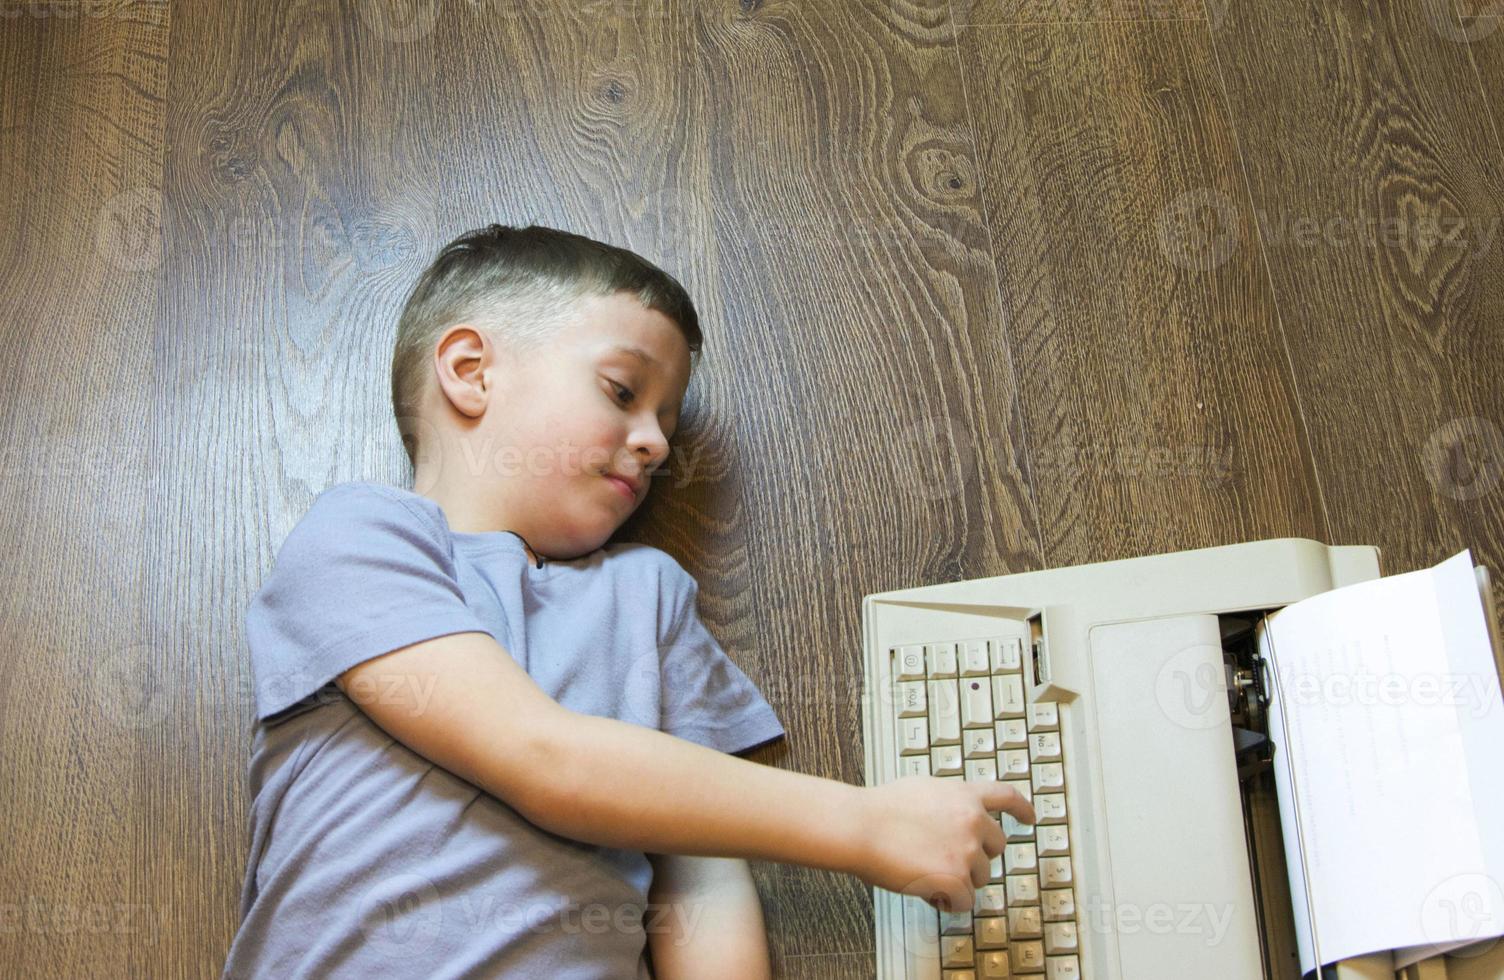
[0,2,169,978]
[954,0,1206,29]
[155,0,456,974]
[1210,1,1504,603]
[1448,2,1504,174]
[664,1,1041,963]
[958,18,1327,569]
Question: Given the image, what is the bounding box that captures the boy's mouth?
[603,472,641,500]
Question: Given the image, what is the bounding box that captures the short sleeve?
[245,483,496,724]
[656,566,786,756]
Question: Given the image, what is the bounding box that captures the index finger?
[981,781,1036,825]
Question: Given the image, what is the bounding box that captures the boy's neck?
[413,479,543,565]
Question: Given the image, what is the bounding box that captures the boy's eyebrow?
[606,344,659,370]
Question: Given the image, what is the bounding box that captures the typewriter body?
[861,539,1504,980]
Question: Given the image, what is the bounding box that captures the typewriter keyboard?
[892,637,1082,979]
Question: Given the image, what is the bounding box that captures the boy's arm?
[339,630,1031,915]
[644,855,772,980]
[336,630,865,872]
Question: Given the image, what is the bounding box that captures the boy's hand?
[848,775,1035,913]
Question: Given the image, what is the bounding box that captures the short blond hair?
[391,224,703,469]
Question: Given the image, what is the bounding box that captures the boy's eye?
[610,381,634,405]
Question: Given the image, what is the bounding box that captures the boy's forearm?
[516,710,864,874]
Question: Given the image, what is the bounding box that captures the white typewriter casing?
[858,538,1460,980]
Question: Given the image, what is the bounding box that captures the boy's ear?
[432,324,495,418]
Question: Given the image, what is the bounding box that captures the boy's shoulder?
[311,479,418,508]
[287,480,447,540]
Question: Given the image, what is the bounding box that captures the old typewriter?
[861,539,1504,980]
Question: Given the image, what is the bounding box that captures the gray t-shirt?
[222,481,786,979]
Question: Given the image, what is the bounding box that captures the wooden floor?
[2,0,1501,976]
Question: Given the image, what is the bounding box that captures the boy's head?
[391,224,702,561]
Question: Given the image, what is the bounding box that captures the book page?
[1260,550,1504,973]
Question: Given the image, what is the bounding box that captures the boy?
[223,224,1033,978]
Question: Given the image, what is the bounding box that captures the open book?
[1259,550,1504,974]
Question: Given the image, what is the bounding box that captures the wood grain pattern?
[3,1,1502,978]
[151,0,462,974]
[648,1,1041,967]
[0,3,169,978]
[1455,3,1504,165]
[959,18,1329,568]
[1210,1,1504,611]
[954,0,1207,29]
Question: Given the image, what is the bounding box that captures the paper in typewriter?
[1261,550,1504,973]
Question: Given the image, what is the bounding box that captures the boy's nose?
[627,438,669,469]
[616,444,664,474]
[631,444,667,474]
